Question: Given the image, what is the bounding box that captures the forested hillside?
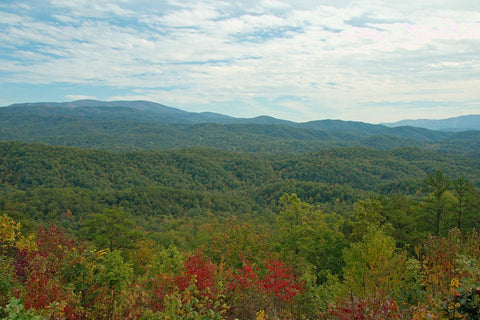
[2,101,480,154]
[1,142,479,232]
[1,101,480,318]
[1,139,480,318]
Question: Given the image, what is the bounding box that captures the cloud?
[0,0,479,122]
[47,0,135,18]
[65,94,98,100]
[160,3,221,28]
[260,0,291,10]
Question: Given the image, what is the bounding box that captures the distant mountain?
[6,100,234,123]
[1,100,479,154]
[383,115,480,131]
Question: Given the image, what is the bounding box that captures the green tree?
[202,217,270,268]
[422,171,452,236]
[83,209,143,251]
[452,177,477,230]
[62,248,105,310]
[148,245,185,276]
[96,250,132,320]
[342,228,420,303]
[383,194,422,248]
[349,198,391,242]
[277,194,346,282]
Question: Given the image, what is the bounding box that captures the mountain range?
[1,100,479,154]
[8,100,479,130]
[383,115,480,131]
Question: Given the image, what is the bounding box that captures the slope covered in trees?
[1,100,480,318]
[2,101,480,154]
[1,142,479,235]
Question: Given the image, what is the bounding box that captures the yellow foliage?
[16,232,38,252]
[0,214,20,244]
[256,309,268,320]
[0,214,38,253]
[410,305,441,320]
[96,248,109,259]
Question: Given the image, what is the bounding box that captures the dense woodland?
[1,103,480,319]
[1,140,480,319]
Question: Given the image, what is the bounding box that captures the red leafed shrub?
[229,259,258,292]
[261,257,302,303]
[229,257,302,303]
[12,225,81,317]
[23,255,63,310]
[142,251,224,316]
[227,257,303,319]
[176,251,217,295]
[13,249,31,282]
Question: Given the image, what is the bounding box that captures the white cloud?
[160,4,220,28]
[0,0,479,121]
[65,94,98,100]
[260,0,291,10]
[0,11,25,25]
[48,0,135,18]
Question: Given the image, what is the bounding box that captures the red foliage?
[23,255,63,309]
[63,303,86,320]
[7,222,305,319]
[36,225,77,268]
[176,251,217,295]
[142,252,219,312]
[228,257,302,303]
[261,257,302,303]
[421,235,459,280]
[228,259,258,292]
[12,225,82,316]
[13,249,31,282]
[142,274,173,312]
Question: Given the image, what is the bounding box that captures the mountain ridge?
[1,100,479,154]
[382,114,480,131]
[3,99,448,137]
[6,100,478,131]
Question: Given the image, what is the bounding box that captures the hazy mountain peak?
[382,115,480,131]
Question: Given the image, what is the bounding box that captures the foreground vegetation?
[1,141,480,319]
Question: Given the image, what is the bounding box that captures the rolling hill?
[1,100,479,154]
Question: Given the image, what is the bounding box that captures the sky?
[1,0,479,123]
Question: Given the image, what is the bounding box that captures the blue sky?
[1,0,479,123]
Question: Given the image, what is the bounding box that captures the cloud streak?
[0,0,479,122]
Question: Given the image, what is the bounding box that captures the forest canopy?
[1,138,480,318]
